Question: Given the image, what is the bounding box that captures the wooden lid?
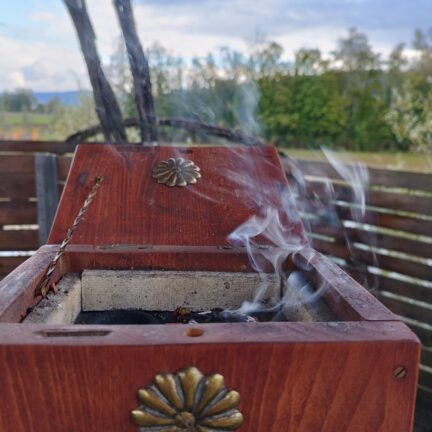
[48,145,306,247]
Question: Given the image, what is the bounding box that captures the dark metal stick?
[64,0,127,144]
[113,0,159,144]
[66,117,264,146]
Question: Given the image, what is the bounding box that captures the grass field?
[283,149,432,173]
[0,112,54,126]
[0,111,429,173]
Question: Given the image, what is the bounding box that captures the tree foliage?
[2,27,432,151]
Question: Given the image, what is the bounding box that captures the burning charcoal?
[174,307,192,323]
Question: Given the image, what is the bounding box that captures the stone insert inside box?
[24,270,336,325]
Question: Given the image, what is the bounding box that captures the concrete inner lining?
[23,270,335,324]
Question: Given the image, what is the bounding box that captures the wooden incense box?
[0,145,420,432]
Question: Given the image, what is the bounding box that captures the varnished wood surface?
[49,145,306,246]
[0,247,57,322]
[296,248,396,322]
[0,321,419,432]
[292,158,432,192]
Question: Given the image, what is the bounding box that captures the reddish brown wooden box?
[0,145,420,432]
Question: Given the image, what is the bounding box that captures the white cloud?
[0,32,88,91]
[0,0,426,91]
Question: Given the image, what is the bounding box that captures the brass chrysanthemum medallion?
[130,366,244,431]
[152,158,201,187]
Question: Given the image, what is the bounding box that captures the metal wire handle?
[35,176,105,297]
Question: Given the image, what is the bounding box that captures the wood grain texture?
[0,247,58,322]
[0,200,37,225]
[309,222,432,260]
[420,347,432,367]
[0,174,35,198]
[338,209,432,238]
[57,156,73,181]
[49,145,306,247]
[0,229,38,250]
[290,158,432,192]
[302,181,432,216]
[296,248,396,322]
[380,278,432,304]
[0,140,77,154]
[0,321,419,432]
[379,295,432,326]
[346,228,431,260]
[0,256,30,276]
[0,154,35,174]
[354,249,431,282]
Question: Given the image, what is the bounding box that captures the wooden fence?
[0,140,431,410]
[282,155,432,411]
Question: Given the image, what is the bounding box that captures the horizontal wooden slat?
[404,322,432,346]
[419,369,432,391]
[0,256,29,275]
[305,181,432,216]
[0,230,39,250]
[347,228,432,259]
[379,276,432,304]
[300,199,432,239]
[355,248,432,281]
[367,251,431,281]
[310,222,432,259]
[307,222,344,240]
[421,348,432,368]
[379,295,432,326]
[291,159,432,192]
[311,237,432,281]
[337,208,432,237]
[0,201,37,224]
[0,174,35,198]
[342,266,378,290]
[366,189,432,216]
[310,239,350,259]
[0,155,35,174]
[57,156,73,181]
[416,387,432,413]
[0,140,76,154]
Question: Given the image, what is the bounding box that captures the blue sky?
[0,0,430,91]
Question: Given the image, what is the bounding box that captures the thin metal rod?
[64,0,127,144]
[66,117,264,146]
[113,0,159,144]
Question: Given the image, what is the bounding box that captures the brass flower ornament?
[152,158,201,187]
[131,366,244,431]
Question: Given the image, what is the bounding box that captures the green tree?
[259,73,348,147]
[386,81,432,153]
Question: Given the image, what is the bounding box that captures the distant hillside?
[33,90,90,106]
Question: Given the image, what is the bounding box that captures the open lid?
[48,144,306,247]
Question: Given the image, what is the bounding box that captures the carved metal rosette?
[152,158,201,187]
[131,366,244,431]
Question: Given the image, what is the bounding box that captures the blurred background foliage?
[1,27,432,152]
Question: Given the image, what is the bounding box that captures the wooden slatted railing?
[0,141,75,274]
[282,156,432,408]
[0,140,431,409]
